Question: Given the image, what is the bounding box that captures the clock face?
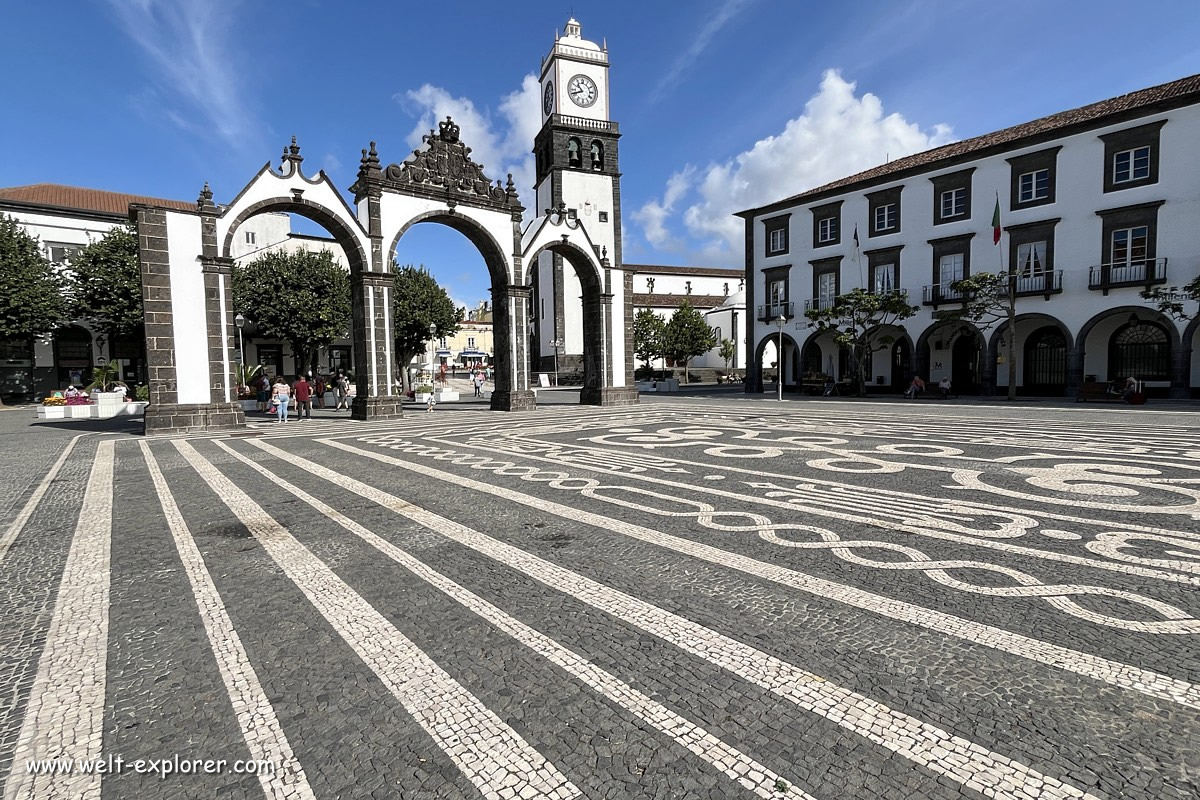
[567,74,597,108]
[543,81,554,115]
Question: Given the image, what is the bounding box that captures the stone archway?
[133,121,633,433]
[1073,305,1185,398]
[915,320,986,395]
[754,331,800,390]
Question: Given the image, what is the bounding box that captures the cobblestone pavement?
[1,398,1198,799]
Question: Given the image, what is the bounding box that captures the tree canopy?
[662,302,717,383]
[633,308,665,368]
[70,224,143,338]
[933,272,1017,399]
[0,214,65,342]
[232,249,351,376]
[1142,275,1200,321]
[804,288,918,396]
[391,263,462,391]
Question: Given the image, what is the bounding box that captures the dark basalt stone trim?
[351,395,403,421]
[866,185,903,238]
[763,214,790,257]
[1099,120,1167,194]
[810,200,843,248]
[490,389,537,412]
[1006,146,1061,211]
[580,386,639,406]
[1007,219,1059,273]
[742,216,759,394]
[930,234,974,284]
[144,402,245,436]
[930,168,975,226]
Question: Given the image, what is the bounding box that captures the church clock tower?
[532,18,622,374]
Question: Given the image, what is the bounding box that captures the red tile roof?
[741,73,1200,216]
[624,263,743,277]
[0,183,194,217]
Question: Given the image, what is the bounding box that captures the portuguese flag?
[991,193,1001,245]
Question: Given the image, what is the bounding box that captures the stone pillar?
[580,269,637,406]
[350,271,402,420]
[741,216,762,394]
[1170,339,1190,399]
[137,198,245,435]
[1065,345,1084,398]
[490,283,536,411]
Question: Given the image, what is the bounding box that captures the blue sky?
[2,0,1198,307]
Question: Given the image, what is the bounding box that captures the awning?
[458,350,488,358]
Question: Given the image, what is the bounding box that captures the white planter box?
[415,392,433,404]
[323,391,336,406]
[434,389,459,402]
[66,404,95,419]
[241,399,258,412]
[95,391,125,405]
[636,381,656,392]
[36,405,66,420]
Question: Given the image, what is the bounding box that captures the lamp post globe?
[234,313,246,371]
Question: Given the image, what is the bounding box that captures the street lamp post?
[550,338,563,386]
[234,313,246,372]
[428,323,437,389]
[777,313,786,402]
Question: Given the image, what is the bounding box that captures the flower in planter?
[42,396,65,406]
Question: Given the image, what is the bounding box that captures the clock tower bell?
[532,18,622,375]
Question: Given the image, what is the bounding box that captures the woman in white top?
[271,378,291,423]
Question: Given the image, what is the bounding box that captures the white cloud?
[322,153,343,177]
[642,69,955,264]
[397,75,541,214]
[652,0,756,101]
[107,0,260,151]
[631,166,696,250]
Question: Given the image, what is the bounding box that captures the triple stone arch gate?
[133,119,637,435]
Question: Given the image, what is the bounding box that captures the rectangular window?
[598,211,608,222]
[817,271,837,307]
[938,253,964,287]
[245,231,257,245]
[567,208,577,220]
[940,189,966,219]
[873,263,896,294]
[1111,226,1149,266]
[468,336,476,349]
[817,216,837,243]
[541,297,545,319]
[1016,241,1047,274]
[873,203,897,232]
[439,338,447,349]
[46,243,83,264]
[1113,146,1151,184]
[768,228,786,254]
[1018,170,1049,202]
[769,279,786,303]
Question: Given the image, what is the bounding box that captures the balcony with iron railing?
[757,301,794,322]
[804,297,836,312]
[546,113,619,134]
[1088,258,1167,293]
[922,284,964,306]
[1001,270,1064,298]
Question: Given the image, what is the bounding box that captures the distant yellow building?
[434,302,494,370]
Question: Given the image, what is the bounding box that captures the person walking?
[314,373,326,409]
[294,374,312,421]
[337,373,351,410]
[271,377,291,423]
[472,371,483,398]
[254,373,270,413]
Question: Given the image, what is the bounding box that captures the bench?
[1077,381,1123,403]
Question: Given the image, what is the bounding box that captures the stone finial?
[438,116,460,143]
[196,181,216,212]
[505,173,519,201]
[282,135,303,167]
[602,245,608,259]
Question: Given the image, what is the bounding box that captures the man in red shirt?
[294,374,312,421]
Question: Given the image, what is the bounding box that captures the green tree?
[1142,276,1200,321]
[232,249,351,377]
[0,214,66,343]
[663,301,717,384]
[633,308,665,371]
[933,272,1017,400]
[718,338,736,368]
[70,224,143,345]
[391,263,462,392]
[804,288,919,397]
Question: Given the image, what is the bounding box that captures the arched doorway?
[0,337,34,401]
[53,325,93,388]
[1024,326,1067,395]
[951,334,981,393]
[754,332,799,390]
[891,338,911,392]
[1108,320,1171,382]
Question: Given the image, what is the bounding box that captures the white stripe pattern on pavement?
[322,436,1200,712]
[253,439,1099,800]
[4,441,114,800]
[215,440,820,800]
[0,433,89,566]
[172,441,582,800]
[139,442,315,800]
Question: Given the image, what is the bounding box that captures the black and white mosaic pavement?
[2,398,1198,799]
